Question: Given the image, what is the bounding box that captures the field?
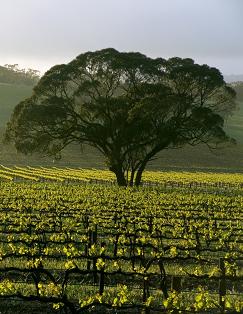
[0,168,242,313]
[0,83,33,128]
[225,100,243,143]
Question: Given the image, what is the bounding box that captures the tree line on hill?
[0,64,39,86]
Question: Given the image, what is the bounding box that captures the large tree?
[5,48,236,186]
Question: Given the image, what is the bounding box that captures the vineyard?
[2,165,243,188]
[0,168,242,313]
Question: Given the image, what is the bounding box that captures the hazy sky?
[0,0,242,75]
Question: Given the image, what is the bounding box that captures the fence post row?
[219,258,226,312]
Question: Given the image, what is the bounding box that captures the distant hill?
[231,81,243,100]
[0,64,39,86]
[0,84,33,128]
[224,74,243,83]
[0,65,38,128]
[224,82,243,142]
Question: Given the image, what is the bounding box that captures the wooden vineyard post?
[148,216,153,234]
[99,242,106,295]
[158,259,168,299]
[84,214,92,271]
[92,224,98,284]
[171,276,182,292]
[113,213,119,257]
[98,265,105,295]
[114,233,119,257]
[142,275,150,314]
[219,258,226,312]
[87,229,92,270]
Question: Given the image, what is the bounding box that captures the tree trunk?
[135,142,171,186]
[129,168,135,187]
[134,163,147,186]
[114,167,127,186]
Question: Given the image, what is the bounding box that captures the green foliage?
[0,181,241,312]
[5,49,236,186]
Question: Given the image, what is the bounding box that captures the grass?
[225,100,243,143]
[0,83,33,127]
[1,139,243,172]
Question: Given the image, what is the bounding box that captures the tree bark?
[134,163,146,187]
[113,166,127,186]
[129,168,135,187]
[134,142,171,186]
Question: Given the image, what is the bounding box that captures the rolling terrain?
[0,83,33,126]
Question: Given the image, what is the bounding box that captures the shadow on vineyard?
[0,301,57,314]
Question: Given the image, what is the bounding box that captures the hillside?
[0,83,33,127]
[0,64,39,86]
[0,68,243,171]
[0,65,38,127]
[224,74,243,83]
[224,82,243,143]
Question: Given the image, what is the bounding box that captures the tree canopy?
[5,48,236,186]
